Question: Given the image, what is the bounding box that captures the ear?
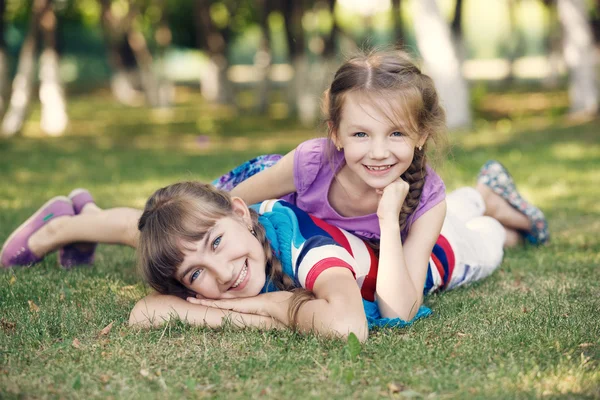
[417,134,429,149]
[230,196,252,224]
[328,122,341,148]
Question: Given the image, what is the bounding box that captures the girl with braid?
[1,51,548,335]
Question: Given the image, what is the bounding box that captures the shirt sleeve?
[293,139,327,196]
[295,236,357,291]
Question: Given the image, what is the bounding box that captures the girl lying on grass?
[1,50,549,338]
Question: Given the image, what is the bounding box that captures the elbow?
[129,297,157,327]
[129,300,149,327]
[328,312,369,343]
[333,319,368,343]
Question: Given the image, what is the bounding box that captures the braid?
[249,209,316,329]
[399,148,427,232]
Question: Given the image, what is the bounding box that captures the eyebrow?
[177,227,214,282]
[346,123,400,132]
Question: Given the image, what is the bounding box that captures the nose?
[208,258,235,285]
[369,138,389,160]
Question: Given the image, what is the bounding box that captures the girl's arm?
[376,181,446,320]
[193,268,368,342]
[129,293,284,330]
[229,150,297,204]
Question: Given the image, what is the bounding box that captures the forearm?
[376,221,422,320]
[129,295,284,330]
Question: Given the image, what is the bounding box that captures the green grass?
[1,89,599,399]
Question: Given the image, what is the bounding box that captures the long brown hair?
[137,181,313,327]
[322,50,447,232]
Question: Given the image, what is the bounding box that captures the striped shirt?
[255,200,454,300]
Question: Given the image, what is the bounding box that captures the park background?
[1,0,599,398]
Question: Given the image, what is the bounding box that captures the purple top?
[285,138,446,240]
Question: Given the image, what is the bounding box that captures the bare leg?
[27,207,141,257]
[476,183,530,232]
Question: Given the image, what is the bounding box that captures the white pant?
[427,187,506,293]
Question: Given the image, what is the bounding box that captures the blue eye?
[212,235,221,250]
[354,132,367,138]
[190,269,203,283]
[391,131,404,137]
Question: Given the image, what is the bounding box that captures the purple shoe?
[59,189,98,269]
[477,160,549,245]
[1,196,74,267]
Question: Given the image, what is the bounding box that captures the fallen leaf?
[388,382,405,393]
[9,276,16,285]
[259,387,272,396]
[99,374,110,383]
[28,300,40,313]
[0,319,16,332]
[72,338,81,349]
[579,343,594,348]
[99,321,114,336]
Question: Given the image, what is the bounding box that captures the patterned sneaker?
[1,196,74,267]
[59,189,98,269]
[477,160,549,245]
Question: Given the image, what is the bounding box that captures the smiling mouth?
[230,259,249,289]
[364,164,395,171]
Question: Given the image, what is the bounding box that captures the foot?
[59,189,98,269]
[504,228,522,248]
[477,160,549,245]
[1,197,74,267]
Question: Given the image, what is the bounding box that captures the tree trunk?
[391,0,404,45]
[1,0,48,137]
[154,0,174,107]
[557,0,598,114]
[413,0,471,129]
[99,0,144,106]
[127,29,160,107]
[0,0,9,117]
[195,0,233,104]
[543,1,562,88]
[38,0,68,136]
[282,0,306,117]
[450,0,466,60]
[255,0,273,114]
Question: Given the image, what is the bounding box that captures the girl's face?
[334,92,425,191]
[175,199,267,299]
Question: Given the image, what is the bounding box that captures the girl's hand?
[186,291,294,323]
[376,178,409,222]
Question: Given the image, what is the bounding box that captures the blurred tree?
[153,0,174,106]
[2,0,49,137]
[557,0,598,115]
[450,0,465,59]
[540,0,562,88]
[281,0,312,123]
[391,0,404,45]
[255,0,273,114]
[413,0,471,129]
[99,0,167,107]
[0,0,8,117]
[39,0,68,135]
[195,0,236,104]
[503,0,526,83]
